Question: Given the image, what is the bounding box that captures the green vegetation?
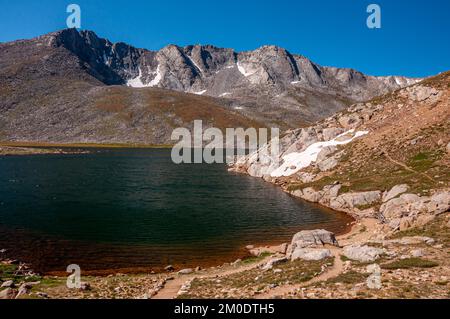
[407,150,444,172]
[178,258,333,299]
[0,263,18,281]
[324,270,368,285]
[35,277,65,288]
[381,258,439,269]
[239,252,273,265]
[0,262,66,295]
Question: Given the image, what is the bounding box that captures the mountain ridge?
[44,29,420,96]
[0,28,426,144]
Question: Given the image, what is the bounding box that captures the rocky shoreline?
[214,73,450,299]
[2,207,448,299]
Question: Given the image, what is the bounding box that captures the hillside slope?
[216,72,450,300]
[0,35,261,144]
[232,71,450,230]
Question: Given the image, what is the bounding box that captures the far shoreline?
[0,141,174,149]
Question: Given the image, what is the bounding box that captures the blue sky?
[0,0,449,77]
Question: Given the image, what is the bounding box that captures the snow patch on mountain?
[270,130,369,177]
[237,62,256,77]
[126,68,146,88]
[148,65,162,87]
[127,65,162,88]
[187,55,203,74]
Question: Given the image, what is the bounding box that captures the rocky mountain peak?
[0,28,425,134]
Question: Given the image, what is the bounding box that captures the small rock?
[275,243,288,254]
[1,280,14,288]
[232,259,242,266]
[79,282,91,291]
[410,249,424,257]
[343,260,352,271]
[0,288,14,299]
[261,257,288,271]
[15,283,33,299]
[36,292,49,299]
[164,265,174,272]
[273,269,283,274]
[178,268,193,275]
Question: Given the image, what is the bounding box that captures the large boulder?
[317,155,339,172]
[322,128,345,141]
[382,184,409,203]
[301,187,322,203]
[343,245,385,262]
[323,184,342,198]
[1,280,14,288]
[404,85,440,102]
[291,229,339,250]
[329,191,381,211]
[291,248,332,261]
[427,191,450,215]
[316,145,338,162]
[338,114,362,129]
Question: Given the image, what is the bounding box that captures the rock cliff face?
[47,29,419,98]
[49,29,419,124]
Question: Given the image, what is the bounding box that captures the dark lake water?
[0,149,352,274]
